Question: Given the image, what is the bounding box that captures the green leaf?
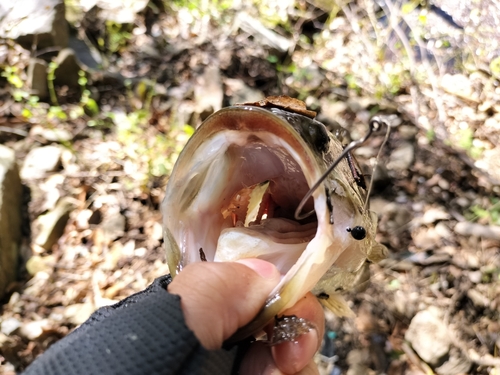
[490,56,500,79]
[85,98,99,115]
[21,108,32,118]
[9,75,23,88]
[183,124,195,137]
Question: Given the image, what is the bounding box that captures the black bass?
[161,96,387,341]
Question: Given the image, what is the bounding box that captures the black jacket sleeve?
[22,275,239,375]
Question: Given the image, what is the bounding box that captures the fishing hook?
[294,115,398,221]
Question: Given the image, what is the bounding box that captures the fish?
[161,96,388,343]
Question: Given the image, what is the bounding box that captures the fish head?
[161,97,387,341]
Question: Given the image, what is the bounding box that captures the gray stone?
[194,65,223,121]
[30,125,72,143]
[0,0,68,49]
[405,307,451,367]
[19,319,51,340]
[420,206,451,225]
[236,12,293,53]
[224,78,264,105]
[27,58,48,99]
[34,197,75,250]
[75,0,149,24]
[454,222,500,241]
[318,97,348,125]
[101,213,126,242]
[387,141,415,171]
[435,347,472,375]
[399,124,419,140]
[20,145,62,180]
[0,145,22,299]
[0,317,21,335]
[54,49,81,89]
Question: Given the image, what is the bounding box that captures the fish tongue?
[214,218,315,275]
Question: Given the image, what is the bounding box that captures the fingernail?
[236,259,279,280]
[262,364,284,375]
[272,328,318,374]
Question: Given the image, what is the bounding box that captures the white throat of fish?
[163,127,361,298]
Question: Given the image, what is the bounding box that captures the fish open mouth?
[213,140,317,275]
[163,106,330,278]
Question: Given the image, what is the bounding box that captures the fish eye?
[346,226,366,240]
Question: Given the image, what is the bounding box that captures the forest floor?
[1,1,500,374]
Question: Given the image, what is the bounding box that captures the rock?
[318,97,348,124]
[405,307,451,367]
[475,148,500,184]
[30,125,72,143]
[194,65,223,121]
[53,49,81,89]
[420,206,451,225]
[19,319,51,340]
[100,213,126,242]
[27,58,48,99]
[0,0,68,49]
[236,12,294,53]
[398,124,419,140]
[26,255,56,276]
[387,141,415,171]
[468,270,482,284]
[454,222,500,241]
[224,78,264,105]
[467,289,490,308]
[435,347,472,375]
[34,197,76,250]
[440,74,474,100]
[346,349,370,375]
[64,303,95,325]
[0,145,22,299]
[287,62,324,91]
[372,200,412,234]
[412,227,442,250]
[77,0,150,24]
[0,317,21,335]
[20,145,62,180]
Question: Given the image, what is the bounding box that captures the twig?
[0,126,29,137]
[401,341,435,375]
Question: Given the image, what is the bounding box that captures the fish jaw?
[162,106,329,271]
[161,104,384,341]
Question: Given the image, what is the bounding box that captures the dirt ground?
[1,1,500,374]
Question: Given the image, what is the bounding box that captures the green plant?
[467,198,500,226]
[457,127,484,159]
[104,21,133,54]
[1,66,23,88]
[77,70,99,116]
[113,109,193,188]
[491,56,500,79]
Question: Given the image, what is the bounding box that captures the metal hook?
[294,116,390,221]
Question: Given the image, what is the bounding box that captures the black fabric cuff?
[23,275,238,375]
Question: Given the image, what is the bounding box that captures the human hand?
[168,259,325,375]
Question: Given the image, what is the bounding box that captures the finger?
[168,259,280,350]
[271,293,324,374]
[239,342,282,375]
[239,342,320,375]
[295,360,320,375]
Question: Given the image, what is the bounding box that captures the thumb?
[168,259,280,350]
